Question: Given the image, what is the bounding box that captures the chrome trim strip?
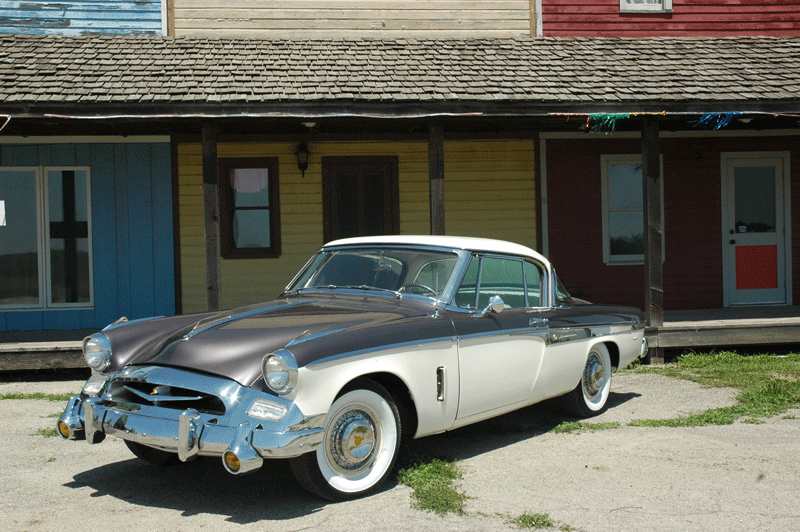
[305,335,455,368]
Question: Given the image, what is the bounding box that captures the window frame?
[620,0,672,13]
[600,154,664,266]
[218,157,281,259]
[0,166,94,310]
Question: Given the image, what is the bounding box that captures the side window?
[478,257,525,309]
[525,261,545,308]
[455,255,526,310]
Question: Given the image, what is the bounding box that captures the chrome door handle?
[529,317,549,327]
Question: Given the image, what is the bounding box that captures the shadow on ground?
[63,390,639,521]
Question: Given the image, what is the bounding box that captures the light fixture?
[295,142,310,178]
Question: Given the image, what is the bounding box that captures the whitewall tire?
[289,379,401,500]
[559,343,613,418]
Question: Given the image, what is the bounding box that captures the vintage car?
[58,236,648,500]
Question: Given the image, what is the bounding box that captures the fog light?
[57,420,70,439]
[224,451,241,473]
[248,399,287,421]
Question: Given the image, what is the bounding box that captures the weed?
[511,512,554,529]
[396,458,467,515]
[552,421,620,434]
[32,428,58,438]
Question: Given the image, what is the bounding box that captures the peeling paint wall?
[0,0,163,35]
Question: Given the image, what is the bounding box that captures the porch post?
[642,116,664,363]
[428,121,446,235]
[202,121,221,311]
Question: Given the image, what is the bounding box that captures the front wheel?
[559,343,613,418]
[289,380,402,500]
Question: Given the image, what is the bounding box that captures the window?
[455,255,544,310]
[620,0,672,13]
[600,154,663,265]
[0,167,92,309]
[219,158,280,259]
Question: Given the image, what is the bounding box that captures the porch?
[647,306,800,362]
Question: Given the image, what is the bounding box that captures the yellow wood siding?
[173,0,532,38]
[177,139,536,313]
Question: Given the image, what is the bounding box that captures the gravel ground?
[1,372,798,532]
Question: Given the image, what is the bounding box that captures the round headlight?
[83,335,111,371]
[262,352,297,395]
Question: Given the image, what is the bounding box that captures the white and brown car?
[58,236,648,500]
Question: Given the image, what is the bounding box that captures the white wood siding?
[173,0,533,38]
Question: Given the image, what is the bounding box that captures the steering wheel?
[400,283,438,297]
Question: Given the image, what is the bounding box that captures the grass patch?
[1,392,74,402]
[396,458,467,515]
[629,351,800,427]
[511,512,554,529]
[552,421,620,434]
[32,428,58,438]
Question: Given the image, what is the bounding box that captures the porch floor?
[649,305,800,352]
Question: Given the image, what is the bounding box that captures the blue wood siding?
[0,0,162,35]
[0,141,175,332]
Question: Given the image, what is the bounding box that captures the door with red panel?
[722,153,789,306]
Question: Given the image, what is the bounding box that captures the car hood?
[118,294,434,386]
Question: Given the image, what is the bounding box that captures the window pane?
[232,210,271,248]
[456,256,480,309]
[734,166,776,233]
[0,170,40,305]
[525,261,544,307]
[48,170,90,304]
[231,168,270,208]
[479,257,525,309]
[608,164,642,210]
[362,170,386,236]
[609,211,644,256]
[334,171,359,239]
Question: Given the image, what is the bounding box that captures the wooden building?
[541,0,800,37]
[0,3,799,364]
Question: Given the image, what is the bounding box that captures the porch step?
[0,341,85,371]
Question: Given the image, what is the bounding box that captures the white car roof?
[323,235,548,264]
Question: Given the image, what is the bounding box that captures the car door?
[452,255,549,422]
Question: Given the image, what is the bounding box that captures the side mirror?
[475,295,505,317]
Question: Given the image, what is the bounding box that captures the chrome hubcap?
[583,353,606,400]
[328,409,377,474]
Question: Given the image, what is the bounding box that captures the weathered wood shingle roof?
[1,34,799,116]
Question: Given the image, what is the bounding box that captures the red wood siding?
[543,1,800,37]
[545,135,800,310]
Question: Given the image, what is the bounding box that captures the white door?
[722,153,790,306]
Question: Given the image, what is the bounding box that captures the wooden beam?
[428,121,446,235]
[642,116,664,363]
[202,121,221,311]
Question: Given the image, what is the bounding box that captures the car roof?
[323,235,548,263]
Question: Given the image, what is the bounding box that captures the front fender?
[291,337,459,439]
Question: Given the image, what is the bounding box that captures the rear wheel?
[559,343,612,418]
[289,379,401,500]
[124,440,180,466]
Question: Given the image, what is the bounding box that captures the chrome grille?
[105,380,226,415]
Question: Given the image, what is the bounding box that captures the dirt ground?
[1,372,798,532]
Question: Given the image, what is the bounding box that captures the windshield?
[287,247,459,298]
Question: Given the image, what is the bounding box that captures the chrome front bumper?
[58,366,324,474]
